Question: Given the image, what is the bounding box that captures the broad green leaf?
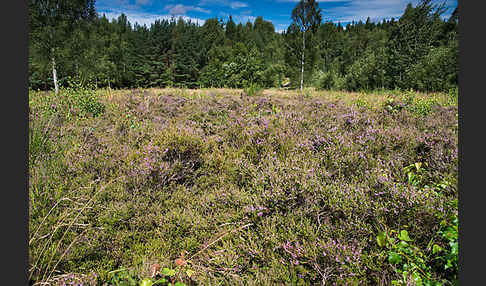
[162,268,176,277]
[450,242,458,255]
[445,260,452,269]
[399,230,412,242]
[174,282,186,286]
[388,252,402,264]
[398,241,409,248]
[412,271,421,280]
[432,244,442,254]
[153,278,167,284]
[377,232,386,248]
[408,173,414,183]
[140,279,153,286]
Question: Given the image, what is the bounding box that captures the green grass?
[29,87,458,285]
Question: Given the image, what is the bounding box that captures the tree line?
[29,0,458,92]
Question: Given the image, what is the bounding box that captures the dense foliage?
[29,0,458,92]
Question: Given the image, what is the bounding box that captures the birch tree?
[291,0,322,92]
[29,0,96,93]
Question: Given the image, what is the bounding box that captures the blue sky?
[95,0,457,32]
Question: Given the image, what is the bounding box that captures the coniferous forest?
[29,0,458,92]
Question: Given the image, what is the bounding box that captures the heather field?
[29,87,458,286]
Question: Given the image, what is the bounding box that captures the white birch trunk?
[300,30,305,93]
[52,56,59,94]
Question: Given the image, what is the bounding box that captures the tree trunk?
[52,56,59,94]
[300,30,305,93]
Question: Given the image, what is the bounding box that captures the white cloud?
[230,1,248,9]
[237,15,256,23]
[199,0,248,9]
[320,0,456,23]
[218,11,256,23]
[99,9,206,27]
[135,0,150,5]
[272,0,456,23]
[164,4,210,15]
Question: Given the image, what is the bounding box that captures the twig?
[42,183,104,282]
[44,228,89,284]
[37,180,112,283]
[188,223,253,261]
[29,197,72,245]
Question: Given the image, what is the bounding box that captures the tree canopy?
[28,0,458,92]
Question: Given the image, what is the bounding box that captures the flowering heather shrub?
[29,88,457,285]
[125,130,206,191]
[318,238,364,282]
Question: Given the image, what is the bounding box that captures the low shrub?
[244,83,264,97]
[29,88,457,285]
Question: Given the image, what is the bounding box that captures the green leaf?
[140,279,153,286]
[377,232,386,248]
[398,241,409,248]
[432,244,442,254]
[388,252,402,264]
[398,230,412,242]
[186,269,195,278]
[408,173,414,183]
[174,282,186,286]
[152,278,167,284]
[412,271,423,284]
[162,268,176,277]
[450,242,458,255]
[445,260,452,270]
[414,162,422,171]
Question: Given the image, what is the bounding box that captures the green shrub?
[314,70,334,90]
[244,83,264,97]
[377,229,439,285]
[447,87,458,106]
[61,82,105,118]
[433,214,458,284]
[29,118,52,167]
[377,213,458,286]
[109,267,187,286]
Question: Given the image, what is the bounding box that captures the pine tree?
[225,15,237,45]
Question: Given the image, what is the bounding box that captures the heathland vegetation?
[29,87,458,286]
[29,0,458,285]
